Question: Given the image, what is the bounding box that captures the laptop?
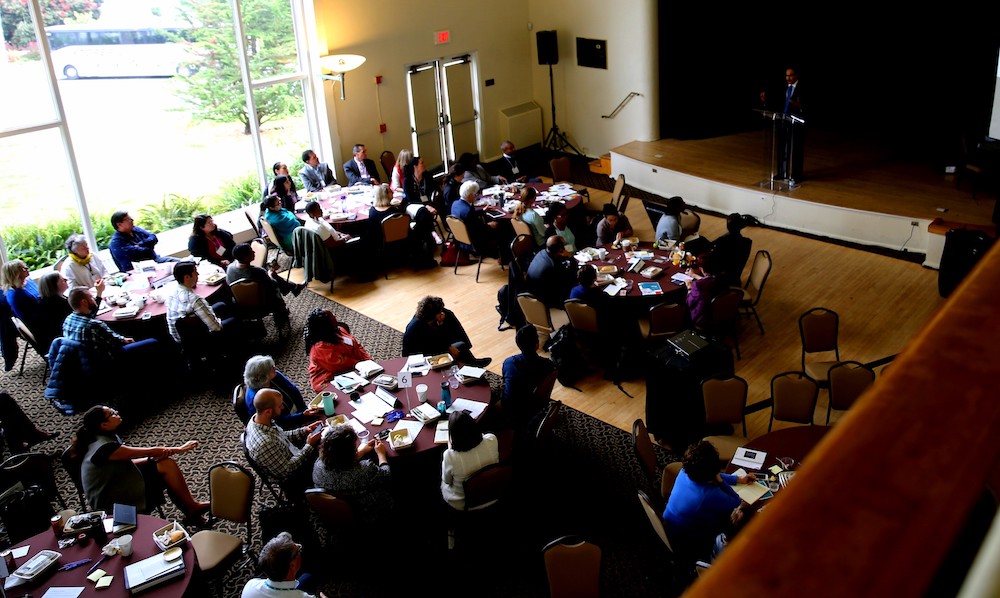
[667,330,710,357]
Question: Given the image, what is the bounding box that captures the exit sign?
[435,30,450,45]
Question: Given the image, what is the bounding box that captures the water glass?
[357,429,370,445]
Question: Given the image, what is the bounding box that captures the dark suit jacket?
[299,163,335,192]
[494,155,526,182]
[343,158,381,186]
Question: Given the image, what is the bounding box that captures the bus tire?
[63,65,80,79]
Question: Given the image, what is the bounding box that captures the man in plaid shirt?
[245,389,322,491]
[63,288,159,368]
[165,261,236,344]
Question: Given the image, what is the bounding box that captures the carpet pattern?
[0,288,683,597]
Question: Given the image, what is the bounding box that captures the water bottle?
[440,381,452,409]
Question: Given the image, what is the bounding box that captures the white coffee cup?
[118,534,133,557]
[416,384,428,402]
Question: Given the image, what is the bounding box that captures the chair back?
[230,279,266,309]
[517,292,555,333]
[233,384,250,425]
[743,250,772,304]
[244,206,261,238]
[631,418,659,483]
[770,371,819,430]
[549,157,572,183]
[564,299,599,334]
[0,452,65,509]
[709,289,742,329]
[511,218,533,239]
[52,254,68,274]
[379,150,396,181]
[799,307,840,355]
[11,316,38,348]
[249,238,268,268]
[511,234,536,267]
[175,314,210,347]
[533,370,559,404]
[702,375,749,436]
[208,462,254,528]
[446,215,474,247]
[305,488,356,526]
[543,535,601,598]
[647,303,686,339]
[661,461,683,502]
[463,462,513,511]
[258,217,287,253]
[637,489,674,552]
[535,400,562,444]
[828,361,875,413]
[610,174,626,209]
[60,445,87,511]
[680,209,701,239]
[381,212,411,244]
[241,433,288,505]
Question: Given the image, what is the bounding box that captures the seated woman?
[312,425,392,526]
[188,214,236,268]
[261,194,301,252]
[441,410,500,510]
[685,252,728,329]
[543,203,577,252]
[36,271,85,351]
[368,183,402,242]
[2,259,40,328]
[595,203,634,246]
[61,234,108,290]
[74,405,209,524]
[513,187,546,247]
[402,296,490,368]
[402,156,440,269]
[271,174,299,212]
[243,355,323,428]
[662,440,756,559]
[655,196,685,243]
[304,308,372,393]
[390,149,413,197]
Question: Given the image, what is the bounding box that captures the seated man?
[227,243,305,328]
[62,288,160,372]
[342,143,381,186]
[299,148,335,192]
[108,211,179,272]
[526,236,578,308]
[242,532,326,598]
[458,152,505,189]
[402,295,491,367]
[502,324,556,428]
[165,261,238,346]
[495,140,542,184]
[451,180,499,256]
[245,388,322,491]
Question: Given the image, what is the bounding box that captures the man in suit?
[760,67,805,182]
[299,149,335,192]
[342,143,381,186]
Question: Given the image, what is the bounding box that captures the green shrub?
[2,211,116,271]
[137,194,207,234]
[213,172,262,211]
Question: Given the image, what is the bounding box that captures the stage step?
[589,153,611,175]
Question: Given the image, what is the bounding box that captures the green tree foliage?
[1,0,103,49]
[174,0,303,134]
[1,211,114,271]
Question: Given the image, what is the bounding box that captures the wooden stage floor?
[613,131,997,227]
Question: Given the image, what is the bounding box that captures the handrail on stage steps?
[602,92,643,119]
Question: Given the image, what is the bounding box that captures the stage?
[611,131,997,268]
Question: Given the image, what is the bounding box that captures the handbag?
[439,241,471,267]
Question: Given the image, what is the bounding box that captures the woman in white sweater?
[441,410,499,510]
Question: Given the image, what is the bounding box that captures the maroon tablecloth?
[583,242,687,304]
[7,514,195,597]
[742,425,832,472]
[97,264,227,323]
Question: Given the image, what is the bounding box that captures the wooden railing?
[686,242,1000,597]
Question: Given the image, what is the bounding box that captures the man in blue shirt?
[108,211,179,272]
[501,324,555,428]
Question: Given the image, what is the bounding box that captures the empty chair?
[638,302,686,341]
[445,215,489,282]
[379,149,396,181]
[543,535,601,598]
[702,289,743,360]
[799,308,840,387]
[305,488,356,528]
[610,174,627,211]
[769,371,819,431]
[632,418,659,489]
[379,212,412,279]
[517,292,569,345]
[826,361,875,424]
[190,461,256,577]
[549,157,572,183]
[661,461,683,502]
[739,250,772,334]
[700,375,749,461]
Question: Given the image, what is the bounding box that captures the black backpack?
[0,484,55,544]
[496,285,526,331]
[546,326,585,388]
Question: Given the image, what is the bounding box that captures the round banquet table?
[318,357,494,459]
[5,514,195,597]
[582,242,688,306]
[739,425,832,473]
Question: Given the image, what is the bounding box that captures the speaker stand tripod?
[543,63,582,155]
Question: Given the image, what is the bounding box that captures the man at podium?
[760,67,805,182]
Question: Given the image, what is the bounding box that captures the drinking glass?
[448,365,461,389]
[357,429,370,445]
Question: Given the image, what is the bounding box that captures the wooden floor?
[291,189,948,445]
[614,131,997,226]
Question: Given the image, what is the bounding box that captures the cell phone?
[376,430,391,440]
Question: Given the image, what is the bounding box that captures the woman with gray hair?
[61,234,109,290]
[242,355,322,428]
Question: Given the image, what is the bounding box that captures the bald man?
[526,235,578,308]
[244,388,322,488]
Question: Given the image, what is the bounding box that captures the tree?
[1,0,103,49]
[174,0,303,134]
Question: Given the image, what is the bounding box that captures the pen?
[87,554,109,575]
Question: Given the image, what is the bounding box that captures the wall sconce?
[318,54,366,100]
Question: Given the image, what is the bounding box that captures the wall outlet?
[910,221,918,227]
[379,123,387,134]
[375,75,383,85]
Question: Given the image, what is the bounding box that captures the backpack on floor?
[496,284,526,331]
[546,325,585,388]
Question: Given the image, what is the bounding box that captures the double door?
[406,54,480,173]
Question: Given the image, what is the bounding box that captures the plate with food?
[153,521,190,551]
[597,265,618,274]
[389,429,414,450]
[428,353,454,369]
[595,273,615,286]
[202,272,226,286]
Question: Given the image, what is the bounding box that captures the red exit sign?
[435,30,450,45]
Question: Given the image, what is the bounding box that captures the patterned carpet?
[0,285,683,597]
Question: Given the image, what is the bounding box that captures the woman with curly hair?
[662,440,757,559]
[304,308,372,392]
[401,296,490,367]
[312,425,392,526]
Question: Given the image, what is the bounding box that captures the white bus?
[46,24,196,79]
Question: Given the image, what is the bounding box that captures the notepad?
[434,420,449,443]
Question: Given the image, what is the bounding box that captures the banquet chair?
[0,452,67,510]
[11,316,49,382]
[543,535,601,598]
[511,217,533,240]
[379,150,396,181]
[549,156,573,183]
[232,383,250,426]
[510,233,536,273]
[229,279,272,333]
[610,174,627,211]
[463,462,514,511]
[517,292,569,345]
[799,307,840,388]
[826,361,875,424]
[190,461,256,581]
[445,215,491,282]
[661,461,683,502]
[679,209,701,241]
[700,375,749,461]
[638,302,686,341]
[768,371,819,431]
[701,289,743,360]
[638,489,674,553]
[248,238,268,269]
[244,206,262,238]
[257,217,294,279]
[739,250,772,334]
[632,418,659,490]
[564,299,600,358]
[379,212,411,279]
[291,226,335,292]
[304,488,356,529]
[535,400,563,449]
[240,433,291,506]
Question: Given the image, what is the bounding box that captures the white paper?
[349,392,393,423]
[604,281,625,296]
[731,446,766,470]
[41,588,84,598]
[434,420,449,443]
[457,366,485,378]
[392,419,424,438]
[406,354,426,367]
[11,545,29,558]
[671,273,693,284]
[447,398,488,419]
[345,417,366,435]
